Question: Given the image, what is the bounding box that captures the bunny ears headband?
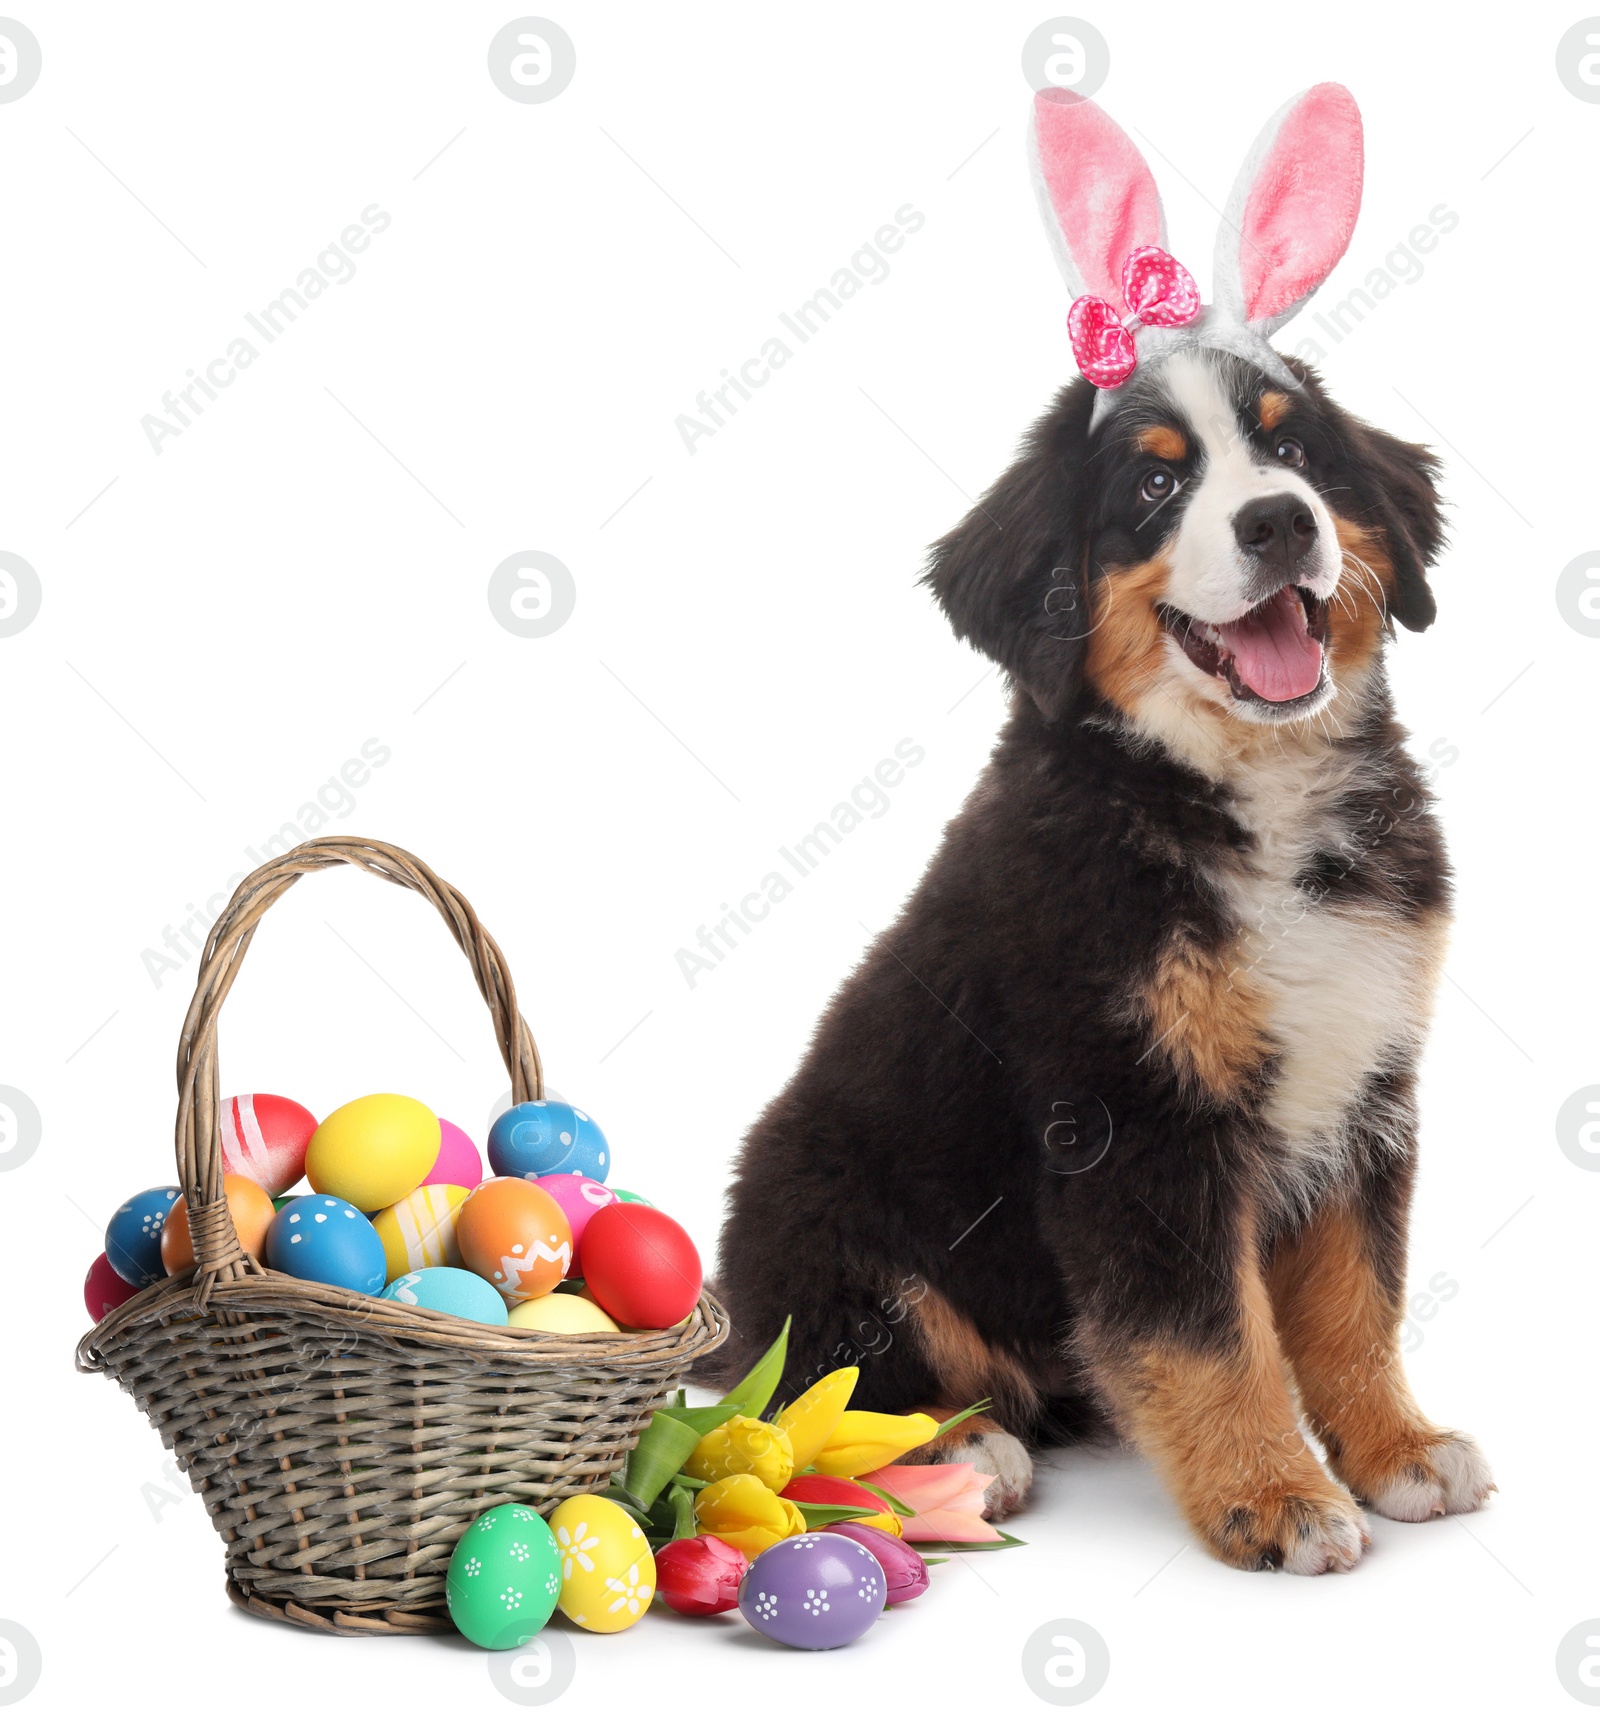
[1029,83,1364,421]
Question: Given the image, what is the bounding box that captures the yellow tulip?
[774,1366,858,1469]
[811,1410,939,1477]
[682,1416,795,1491]
[693,1474,807,1558]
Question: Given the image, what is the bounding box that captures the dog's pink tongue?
[1217,587,1322,702]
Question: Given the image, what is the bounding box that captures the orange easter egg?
[455,1177,573,1305]
[160,1173,276,1274]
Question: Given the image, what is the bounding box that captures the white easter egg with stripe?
[219,1093,318,1196]
[372,1183,470,1281]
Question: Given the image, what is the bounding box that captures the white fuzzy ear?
[1213,83,1363,335]
[1029,88,1166,314]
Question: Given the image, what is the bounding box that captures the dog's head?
[925,84,1443,744]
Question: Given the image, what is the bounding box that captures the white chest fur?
[1216,747,1445,1215]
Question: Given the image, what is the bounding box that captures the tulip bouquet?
[603,1318,1022,1621]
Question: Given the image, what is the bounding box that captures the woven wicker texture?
[77,837,726,1635]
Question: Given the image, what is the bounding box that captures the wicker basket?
[76,837,727,1636]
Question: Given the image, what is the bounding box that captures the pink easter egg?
[84,1250,139,1322]
[426,1118,482,1189]
[533,1173,618,1273]
[220,1093,318,1197]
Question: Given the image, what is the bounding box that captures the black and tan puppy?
[707,86,1492,1573]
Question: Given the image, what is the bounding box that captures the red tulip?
[828,1522,931,1604]
[654,1534,749,1616]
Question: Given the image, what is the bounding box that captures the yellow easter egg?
[548,1494,655,1633]
[372,1183,470,1281]
[507,1292,621,1335]
[306,1094,441,1212]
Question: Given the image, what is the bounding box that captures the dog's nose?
[1233,493,1317,569]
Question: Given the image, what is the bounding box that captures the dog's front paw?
[1353,1431,1495,1522]
[940,1427,1034,1521]
[1202,1480,1370,1575]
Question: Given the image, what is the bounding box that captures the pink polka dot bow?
[1067,246,1202,389]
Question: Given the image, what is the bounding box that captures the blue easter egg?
[266,1195,386,1294]
[487,1101,609,1182]
[106,1185,182,1286]
[381,1266,508,1325]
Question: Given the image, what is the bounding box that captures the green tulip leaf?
[724,1316,791,1422]
[622,1411,705,1510]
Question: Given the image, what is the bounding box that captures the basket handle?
[175,837,543,1301]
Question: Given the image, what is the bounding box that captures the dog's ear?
[1347,417,1445,632]
[923,383,1096,720]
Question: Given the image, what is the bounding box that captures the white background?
[5,1,1597,1717]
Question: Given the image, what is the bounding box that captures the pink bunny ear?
[1030,88,1165,315]
[1213,83,1363,333]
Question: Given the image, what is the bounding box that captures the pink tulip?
[828,1522,931,1603]
[858,1463,1002,1544]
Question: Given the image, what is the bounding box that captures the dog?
[706,84,1493,1574]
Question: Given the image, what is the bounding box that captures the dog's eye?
[1139,469,1176,503]
[1274,436,1306,468]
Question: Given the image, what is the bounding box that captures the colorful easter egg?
[425,1118,481,1188]
[84,1251,139,1321]
[738,1532,887,1650]
[381,1266,507,1324]
[611,1189,652,1206]
[507,1292,620,1335]
[455,1177,573,1305]
[487,1100,609,1182]
[306,1094,441,1211]
[533,1174,618,1273]
[219,1093,317,1196]
[371,1183,470,1280]
[446,1502,563,1650]
[266,1194,387,1294]
[105,1185,182,1286]
[548,1495,655,1633]
[580,1202,702,1329]
[161,1173,276,1274]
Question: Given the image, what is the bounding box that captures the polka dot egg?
[265,1195,386,1295]
[487,1100,609,1182]
[737,1532,888,1650]
[446,1503,563,1650]
[105,1185,182,1287]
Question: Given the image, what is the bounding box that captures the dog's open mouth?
[1158,585,1331,706]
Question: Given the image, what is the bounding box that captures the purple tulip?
[828,1523,930,1604]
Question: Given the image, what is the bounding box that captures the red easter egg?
[455,1176,573,1305]
[220,1093,318,1196]
[580,1202,702,1329]
[84,1251,139,1322]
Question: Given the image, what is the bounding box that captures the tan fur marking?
[1094,1208,1363,1568]
[908,1285,1041,1422]
[1136,425,1188,461]
[1143,935,1273,1102]
[1327,517,1390,683]
[1268,1204,1451,1501]
[1084,556,1171,716]
[1258,390,1292,431]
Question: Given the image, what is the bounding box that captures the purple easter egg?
[425,1119,482,1189]
[532,1173,618,1273]
[737,1532,886,1650]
